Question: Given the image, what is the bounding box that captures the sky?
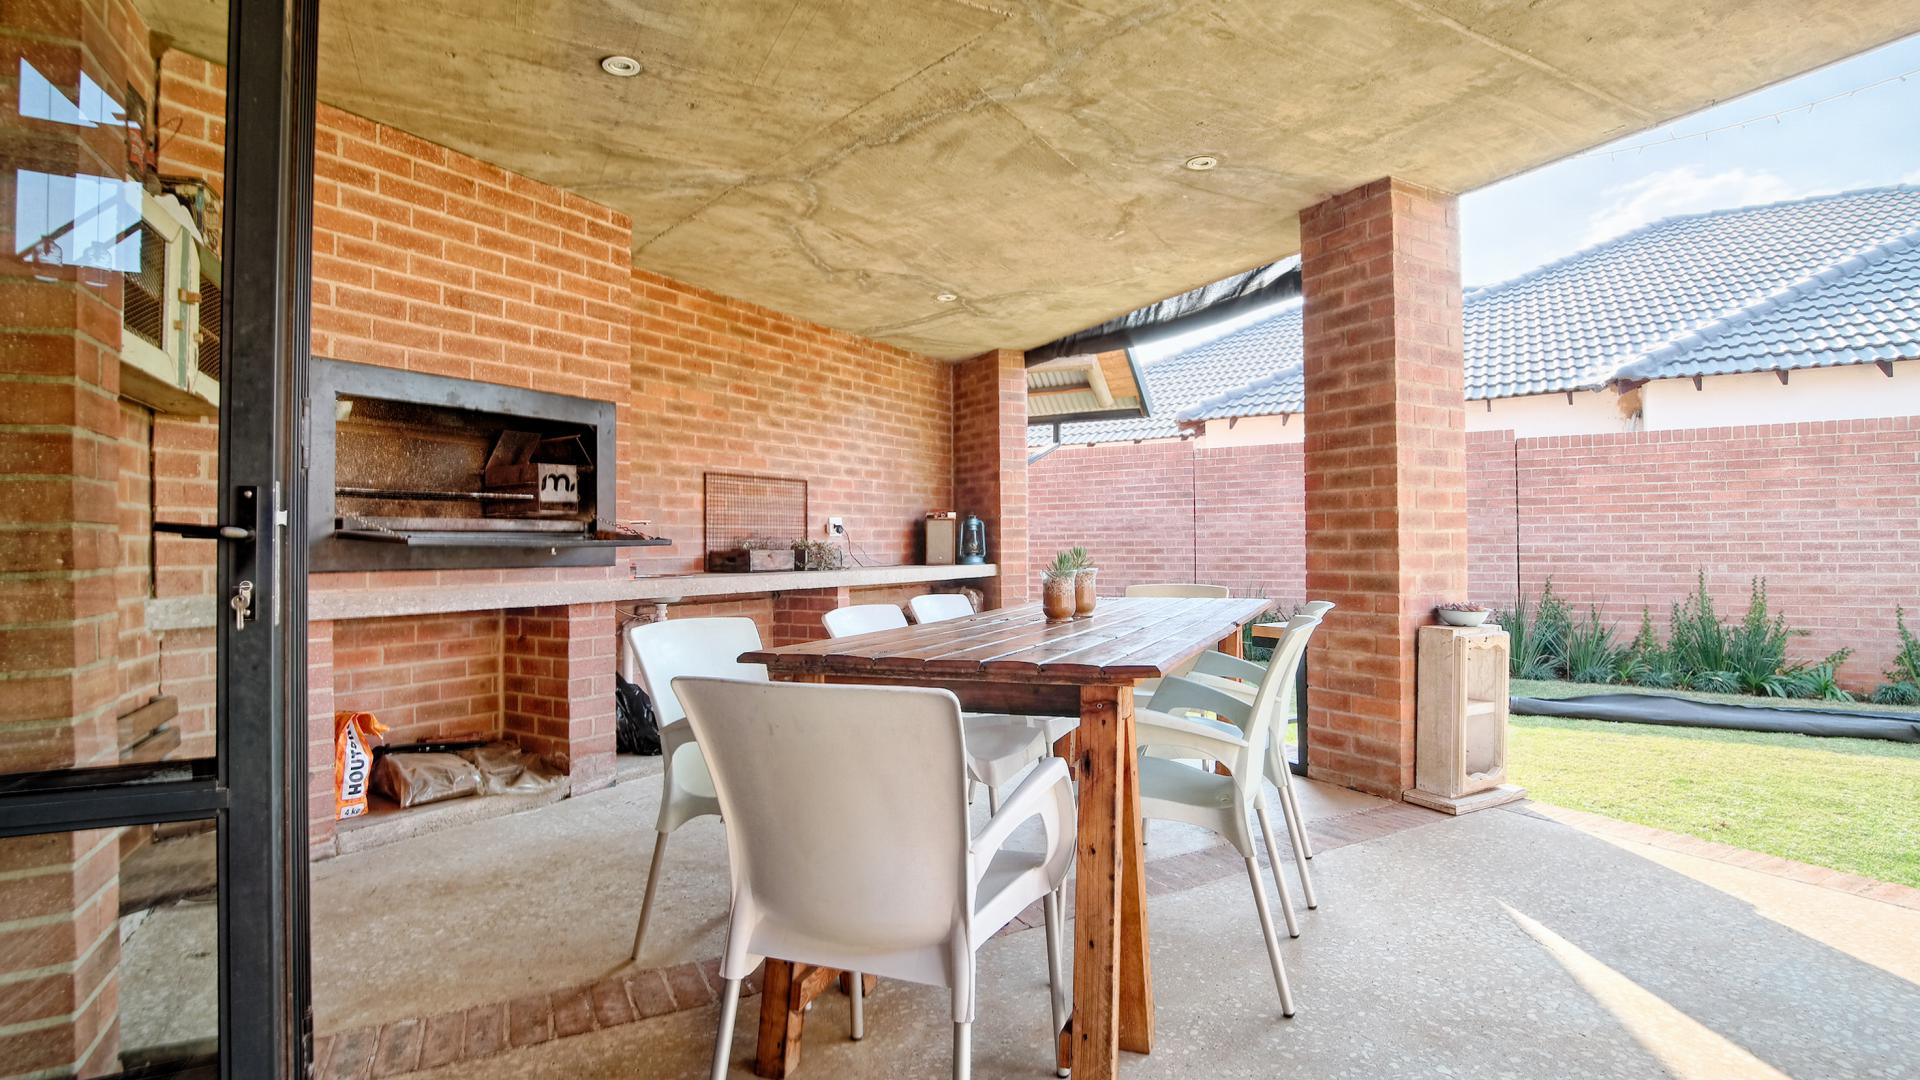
[1137,31,1920,364]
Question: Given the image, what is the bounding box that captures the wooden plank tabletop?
[741,596,1271,684]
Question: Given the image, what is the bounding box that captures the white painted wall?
[1640,360,1920,429]
[1468,389,1631,437]
[1195,413,1302,448]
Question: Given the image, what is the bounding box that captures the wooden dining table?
[738,595,1273,1080]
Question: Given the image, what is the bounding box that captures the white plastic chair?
[823,604,1076,811]
[622,616,767,963]
[1131,613,1324,1017]
[908,592,976,624]
[675,676,1074,1080]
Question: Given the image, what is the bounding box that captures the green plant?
[1796,651,1856,703]
[1870,606,1920,704]
[1611,607,1659,685]
[1719,578,1808,698]
[1042,549,1080,581]
[1063,546,1093,572]
[1496,580,1570,680]
[1666,572,1729,686]
[790,538,844,571]
[1564,606,1622,685]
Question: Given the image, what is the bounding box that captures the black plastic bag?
[616,674,661,756]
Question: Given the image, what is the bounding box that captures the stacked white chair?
[622,616,766,963]
[825,603,1076,810]
[906,592,975,624]
[675,676,1075,1080]
[1131,612,1325,1017]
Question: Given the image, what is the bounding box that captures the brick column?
[768,587,851,646]
[953,349,1029,607]
[503,603,617,795]
[1299,178,1468,798]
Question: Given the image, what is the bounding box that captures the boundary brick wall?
[1033,415,1920,689]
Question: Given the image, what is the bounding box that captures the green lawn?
[1506,682,1920,889]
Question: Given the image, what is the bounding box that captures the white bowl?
[1436,608,1490,627]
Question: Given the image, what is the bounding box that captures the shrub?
[1614,607,1661,685]
[1564,606,1622,685]
[1497,580,1570,680]
[1795,651,1855,703]
[1719,578,1808,698]
[1869,607,1920,704]
[1666,572,1730,686]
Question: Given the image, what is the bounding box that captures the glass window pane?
[0,823,218,1079]
[2,0,229,778]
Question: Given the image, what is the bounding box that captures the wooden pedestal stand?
[1405,625,1526,814]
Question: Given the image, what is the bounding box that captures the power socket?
[827,517,845,537]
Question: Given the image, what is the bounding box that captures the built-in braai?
[307,357,665,571]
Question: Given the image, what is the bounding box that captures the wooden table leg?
[1073,682,1152,1080]
[752,961,847,1079]
[1217,628,1244,658]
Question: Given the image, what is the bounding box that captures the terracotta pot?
[1074,568,1098,617]
[1042,575,1075,621]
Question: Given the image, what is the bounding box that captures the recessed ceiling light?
[1183,155,1219,172]
[934,292,959,303]
[600,55,643,78]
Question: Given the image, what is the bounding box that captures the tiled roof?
[1132,185,1920,433]
[1030,300,1307,445]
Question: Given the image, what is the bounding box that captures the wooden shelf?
[1464,699,1499,718]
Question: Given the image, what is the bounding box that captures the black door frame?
[0,0,317,1074]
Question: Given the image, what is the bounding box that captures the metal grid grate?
[122,219,166,350]
[196,271,221,381]
[703,472,806,571]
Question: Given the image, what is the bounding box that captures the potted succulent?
[1067,546,1098,617]
[1041,550,1078,621]
[1436,601,1491,627]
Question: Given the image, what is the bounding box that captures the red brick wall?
[503,603,617,794]
[1030,440,1195,589]
[1034,415,1920,691]
[1197,443,1306,606]
[628,270,952,574]
[331,614,502,747]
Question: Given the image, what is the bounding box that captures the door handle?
[153,522,257,542]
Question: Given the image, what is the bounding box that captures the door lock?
[230,580,255,631]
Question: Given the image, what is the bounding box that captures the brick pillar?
[0,831,122,1078]
[1299,178,1468,798]
[768,586,852,646]
[953,349,1029,608]
[503,603,617,795]
[306,619,338,860]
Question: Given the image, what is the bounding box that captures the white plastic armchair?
[622,616,767,963]
[674,676,1074,1080]
[908,592,975,624]
[1131,613,1326,1017]
[822,603,1075,809]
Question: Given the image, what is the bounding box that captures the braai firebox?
[306,357,665,571]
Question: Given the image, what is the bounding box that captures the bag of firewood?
[372,750,483,808]
[333,711,387,820]
[615,674,661,756]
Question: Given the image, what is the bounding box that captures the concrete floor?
[361,781,1920,1080]
[305,755,1377,1033]
[124,752,1920,1078]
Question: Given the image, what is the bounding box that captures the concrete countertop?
[310,563,997,621]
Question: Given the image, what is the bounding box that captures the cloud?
[1582,167,1804,246]
[1904,167,1920,186]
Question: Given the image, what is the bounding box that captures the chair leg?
[710,978,741,1080]
[1043,889,1068,1077]
[1253,801,1300,939]
[953,1021,972,1080]
[987,786,1001,815]
[1273,770,1319,909]
[632,830,671,962]
[1243,857,1297,1018]
[849,970,864,1041]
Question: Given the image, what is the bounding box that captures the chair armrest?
[1145,675,1252,727]
[1135,707,1249,762]
[1192,650,1267,684]
[971,757,1075,885]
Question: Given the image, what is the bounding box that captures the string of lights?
[1576,66,1920,160]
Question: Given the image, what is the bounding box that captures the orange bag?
[333,711,388,820]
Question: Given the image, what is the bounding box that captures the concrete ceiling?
[139,1,1920,359]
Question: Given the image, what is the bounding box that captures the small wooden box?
[1406,625,1525,814]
